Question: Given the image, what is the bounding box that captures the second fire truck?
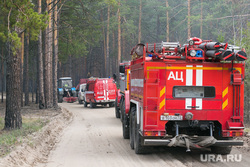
[121,37,247,154]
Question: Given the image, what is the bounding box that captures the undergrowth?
[0,117,48,157]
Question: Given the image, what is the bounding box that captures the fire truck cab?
[124,38,247,154]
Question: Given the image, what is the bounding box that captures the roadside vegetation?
[0,116,49,157]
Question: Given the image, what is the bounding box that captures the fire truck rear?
[125,37,247,154]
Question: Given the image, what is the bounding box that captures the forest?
[1,0,250,129]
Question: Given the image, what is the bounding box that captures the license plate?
[160,115,183,121]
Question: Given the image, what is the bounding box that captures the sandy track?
[41,103,250,167]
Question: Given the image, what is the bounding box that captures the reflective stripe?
[223,87,228,98]
[160,99,165,110]
[222,87,229,110]
[159,87,166,110]
[196,65,203,110]
[160,87,166,97]
[222,99,228,110]
[185,65,193,109]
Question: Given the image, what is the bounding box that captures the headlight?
[185,112,193,120]
[190,50,196,57]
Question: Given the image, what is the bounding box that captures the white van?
[78,83,86,104]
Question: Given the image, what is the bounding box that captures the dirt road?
[42,103,250,167]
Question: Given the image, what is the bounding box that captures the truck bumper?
[144,139,244,147]
[95,99,115,103]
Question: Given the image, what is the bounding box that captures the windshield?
[61,80,73,88]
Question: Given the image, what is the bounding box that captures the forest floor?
[0,98,73,167]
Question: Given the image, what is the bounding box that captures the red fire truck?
[115,62,131,138]
[84,78,117,108]
[122,37,247,154]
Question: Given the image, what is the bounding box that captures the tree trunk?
[48,0,53,107]
[232,1,236,44]
[5,38,22,129]
[84,57,87,77]
[187,0,191,39]
[106,5,110,77]
[138,0,142,43]
[112,30,115,75]
[44,0,52,108]
[122,28,125,61]
[101,9,107,77]
[117,1,121,70]
[157,14,160,42]
[24,33,29,106]
[20,32,24,107]
[38,0,45,109]
[166,0,169,42]
[200,0,203,39]
[1,46,4,103]
[53,0,58,108]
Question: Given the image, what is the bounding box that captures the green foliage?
[58,0,107,62]
[217,34,225,43]
[0,0,48,55]
[57,0,250,76]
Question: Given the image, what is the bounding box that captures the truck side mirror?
[113,74,117,81]
[119,65,125,73]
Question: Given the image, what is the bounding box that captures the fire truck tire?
[109,103,114,107]
[115,98,120,118]
[78,99,83,104]
[120,99,124,122]
[134,110,148,154]
[211,146,232,155]
[122,114,129,139]
[84,101,88,107]
[90,101,96,108]
[129,107,135,149]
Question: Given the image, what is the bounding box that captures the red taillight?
[144,131,165,136]
[229,131,233,137]
[222,130,244,137]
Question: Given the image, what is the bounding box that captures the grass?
[0,117,49,157]
[244,128,250,133]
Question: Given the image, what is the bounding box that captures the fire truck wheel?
[129,107,135,149]
[90,101,96,108]
[109,103,114,107]
[78,99,83,104]
[120,99,124,122]
[84,101,88,107]
[115,98,120,118]
[122,114,129,139]
[134,110,148,154]
[211,146,232,155]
